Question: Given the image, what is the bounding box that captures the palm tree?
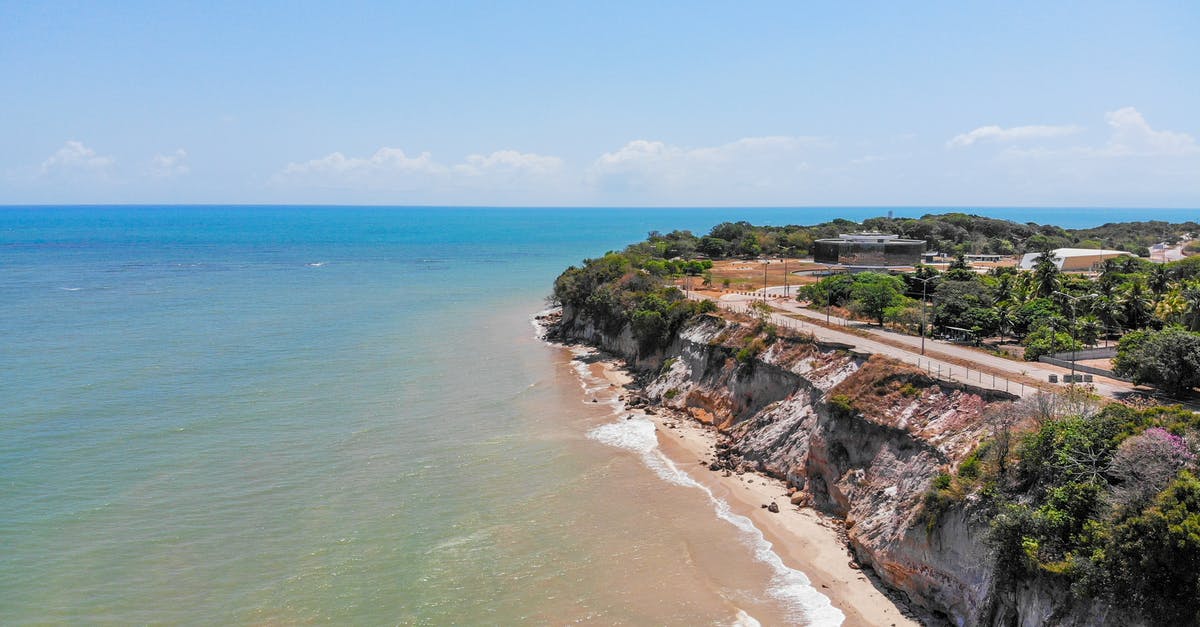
[1099,257,1120,276]
[1149,264,1172,301]
[1092,295,1122,342]
[1078,316,1103,347]
[996,304,1016,344]
[995,273,1014,304]
[1121,281,1152,330]
[1182,281,1200,331]
[1155,291,1186,327]
[1096,273,1118,298]
[1032,250,1061,297]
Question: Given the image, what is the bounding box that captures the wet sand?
[592,358,918,627]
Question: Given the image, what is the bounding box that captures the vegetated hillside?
[628,213,1197,260]
[567,218,1200,399]
[551,250,1200,626]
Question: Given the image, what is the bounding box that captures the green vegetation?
[553,252,716,353]
[848,272,906,326]
[1113,327,1200,397]
[552,216,1200,620]
[1022,326,1081,362]
[827,393,855,416]
[735,337,767,363]
[925,391,1200,623]
[619,214,1196,262]
[800,236,1200,397]
[557,214,1200,396]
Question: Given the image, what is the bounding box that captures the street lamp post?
[814,262,838,323]
[781,246,793,299]
[1054,291,1095,384]
[914,275,939,355]
[762,257,769,301]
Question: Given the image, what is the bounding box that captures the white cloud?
[589,136,823,200]
[1099,107,1198,157]
[149,149,189,178]
[40,140,114,175]
[996,107,1198,161]
[281,147,446,188]
[948,124,1082,148]
[453,150,562,178]
[850,154,909,165]
[276,147,564,195]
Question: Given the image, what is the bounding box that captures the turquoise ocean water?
[1,206,1195,624]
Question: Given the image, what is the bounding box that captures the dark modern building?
[812,233,926,268]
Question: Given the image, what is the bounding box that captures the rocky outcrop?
[550,306,1063,625]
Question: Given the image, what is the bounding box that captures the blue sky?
[1,1,1197,206]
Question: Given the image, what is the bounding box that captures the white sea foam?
[529,307,559,340]
[577,357,845,626]
[546,328,844,624]
[730,609,762,627]
[59,287,82,291]
[588,417,659,453]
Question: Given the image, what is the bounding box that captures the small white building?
[1018,248,1134,272]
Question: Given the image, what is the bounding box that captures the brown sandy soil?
[678,258,823,293]
[1077,357,1114,370]
[595,359,922,627]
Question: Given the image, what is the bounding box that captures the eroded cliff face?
[554,306,1145,625]
[552,308,1016,625]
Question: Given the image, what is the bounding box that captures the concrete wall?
[1038,355,1130,381]
[1045,346,1117,361]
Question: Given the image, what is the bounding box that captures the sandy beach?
[590,357,919,627]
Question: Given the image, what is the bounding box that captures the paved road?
[714,290,1137,400]
[1151,242,1187,263]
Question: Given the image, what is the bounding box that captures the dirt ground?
[675,258,824,293]
[1077,357,1114,370]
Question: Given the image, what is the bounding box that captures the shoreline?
[578,346,920,626]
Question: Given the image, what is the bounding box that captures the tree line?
[799,252,1200,397]
[629,213,1197,260]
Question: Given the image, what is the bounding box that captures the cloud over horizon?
[39,141,115,176]
[149,149,189,178]
[947,124,1083,148]
[277,147,565,196]
[1101,107,1198,157]
[588,136,824,202]
[8,109,1197,206]
[991,107,1199,161]
[268,114,1198,206]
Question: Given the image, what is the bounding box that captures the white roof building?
[1018,248,1135,272]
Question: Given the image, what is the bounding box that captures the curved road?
[713,290,1137,400]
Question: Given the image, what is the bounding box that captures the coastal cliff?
[551,304,1133,626]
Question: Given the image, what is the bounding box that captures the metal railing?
[721,302,1028,397]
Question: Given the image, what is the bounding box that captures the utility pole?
[781,246,793,298]
[816,262,837,323]
[1054,291,1095,384]
[777,247,787,299]
[762,257,769,301]
[914,275,939,355]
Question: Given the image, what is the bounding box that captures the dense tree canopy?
[929,397,1200,624]
[848,272,906,326]
[559,214,1200,393]
[616,213,1198,261]
[1113,327,1200,397]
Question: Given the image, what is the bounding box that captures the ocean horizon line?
[1,203,1198,211]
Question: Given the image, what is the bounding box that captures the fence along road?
[712,290,1140,400]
